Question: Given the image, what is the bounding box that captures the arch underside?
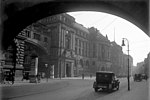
[25,40,48,56]
[2,0,149,50]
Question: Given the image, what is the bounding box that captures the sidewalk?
[0,77,63,87]
[0,76,129,87]
[0,76,96,87]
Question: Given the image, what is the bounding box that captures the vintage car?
[93,71,120,92]
[134,74,142,82]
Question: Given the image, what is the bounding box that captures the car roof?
[96,71,114,74]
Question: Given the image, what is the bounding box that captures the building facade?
[17,23,51,77]
[38,14,112,77]
[1,13,133,79]
[73,23,90,76]
[38,13,76,78]
[88,27,111,73]
[143,52,149,76]
[133,52,149,77]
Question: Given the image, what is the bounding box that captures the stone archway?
[24,42,49,74]
[1,0,149,50]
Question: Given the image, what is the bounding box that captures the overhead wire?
[101,18,117,31]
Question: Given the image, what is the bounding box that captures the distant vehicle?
[93,71,120,92]
[141,74,148,80]
[134,74,142,82]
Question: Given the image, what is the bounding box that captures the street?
[0,78,149,100]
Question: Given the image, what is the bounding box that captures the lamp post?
[122,38,130,91]
[45,64,48,82]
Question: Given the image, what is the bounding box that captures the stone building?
[143,52,149,76]
[39,13,76,78]
[17,23,51,78]
[38,14,112,77]
[88,27,111,73]
[2,13,125,78]
[73,23,90,76]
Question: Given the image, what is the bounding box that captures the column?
[64,61,66,77]
[71,62,74,77]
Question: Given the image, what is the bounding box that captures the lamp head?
[122,39,125,46]
[45,64,48,67]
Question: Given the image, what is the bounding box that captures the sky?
[67,11,150,66]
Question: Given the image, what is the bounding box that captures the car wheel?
[94,88,98,92]
[108,84,113,93]
[116,85,119,90]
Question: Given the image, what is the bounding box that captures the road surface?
[1,78,149,100]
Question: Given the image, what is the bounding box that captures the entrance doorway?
[66,63,71,77]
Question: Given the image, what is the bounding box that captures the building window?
[86,50,88,57]
[86,60,89,67]
[80,32,82,36]
[63,17,66,22]
[65,33,71,49]
[75,38,78,46]
[93,44,96,58]
[79,48,81,55]
[79,40,81,47]
[75,47,77,55]
[25,29,31,38]
[44,37,48,43]
[33,33,41,41]
[82,49,84,56]
[80,59,83,67]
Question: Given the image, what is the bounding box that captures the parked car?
[134,74,142,82]
[93,71,120,92]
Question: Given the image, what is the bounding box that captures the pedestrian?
[82,74,84,80]
[145,75,148,81]
[0,70,5,84]
[4,71,9,84]
[90,74,92,78]
[11,71,15,84]
[22,72,25,81]
[37,73,41,83]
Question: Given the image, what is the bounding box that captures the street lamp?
[122,38,130,91]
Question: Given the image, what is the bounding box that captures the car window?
[97,73,112,79]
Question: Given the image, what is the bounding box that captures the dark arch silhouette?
[2,0,149,50]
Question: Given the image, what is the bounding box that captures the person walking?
[0,70,4,84]
[37,73,41,83]
[10,71,15,84]
[82,74,84,80]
